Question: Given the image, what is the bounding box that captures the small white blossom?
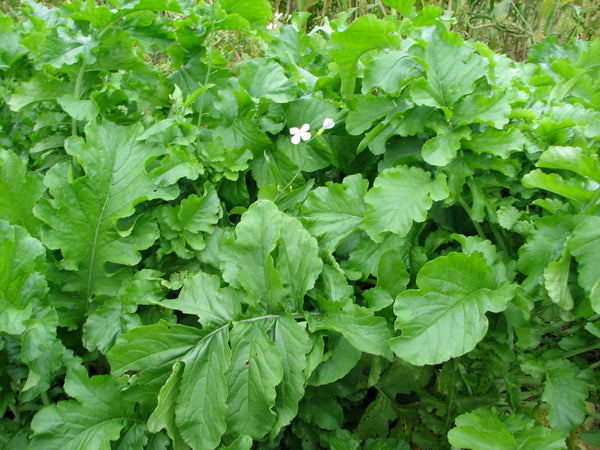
[322,118,335,129]
[290,123,311,144]
[266,22,276,30]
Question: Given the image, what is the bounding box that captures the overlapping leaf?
[33,121,176,299]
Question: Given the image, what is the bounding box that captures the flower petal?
[291,134,301,145]
[323,118,335,129]
[300,131,311,141]
[300,123,310,132]
[290,127,300,134]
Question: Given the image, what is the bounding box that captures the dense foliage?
[1,0,600,448]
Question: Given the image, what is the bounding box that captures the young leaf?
[364,166,449,242]
[391,253,515,365]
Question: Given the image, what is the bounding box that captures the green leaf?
[391,253,514,365]
[448,408,517,450]
[147,361,186,446]
[31,365,132,449]
[362,49,422,95]
[33,121,174,299]
[302,175,368,251]
[453,90,511,128]
[518,215,577,292]
[327,15,400,98]
[270,315,312,436]
[226,320,283,439]
[421,127,471,166]
[376,250,409,297]
[381,0,416,16]
[570,216,600,312]
[308,299,394,359]
[228,200,322,312]
[0,222,46,335]
[308,335,362,386]
[542,366,588,435]
[0,150,45,235]
[410,31,487,110]
[522,169,594,204]
[57,94,99,121]
[239,59,296,103]
[162,272,242,328]
[543,247,573,310]
[364,166,449,242]
[463,128,525,159]
[177,327,230,449]
[220,0,273,27]
[537,146,600,183]
[154,184,221,258]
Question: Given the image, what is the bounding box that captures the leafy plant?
[1,0,599,449]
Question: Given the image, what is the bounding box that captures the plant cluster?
[1,0,600,448]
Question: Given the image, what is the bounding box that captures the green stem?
[561,343,600,360]
[197,1,216,130]
[584,187,600,212]
[41,391,50,407]
[71,62,86,136]
[458,196,487,240]
[444,359,457,433]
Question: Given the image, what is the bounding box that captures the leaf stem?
[561,343,600,359]
[458,196,487,240]
[72,62,86,135]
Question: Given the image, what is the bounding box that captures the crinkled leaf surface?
[31,365,132,449]
[364,166,449,242]
[33,121,174,299]
[308,298,394,359]
[391,253,514,365]
[570,215,600,312]
[362,49,423,95]
[410,31,487,110]
[0,222,46,334]
[0,150,45,235]
[226,320,283,438]
[448,408,517,450]
[226,200,322,312]
[239,59,296,103]
[542,366,588,435]
[302,174,368,251]
[327,15,400,98]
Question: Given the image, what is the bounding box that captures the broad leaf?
[31,365,133,449]
[421,126,471,166]
[362,49,422,95]
[391,253,515,365]
[239,59,296,103]
[308,299,394,359]
[176,327,230,449]
[33,121,175,299]
[410,31,487,111]
[302,174,368,251]
[364,166,449,242]
[570,216,600,312]
[0,222,47,335]
[0,150,45,235]
[226,320,283,438]
[542,366,588,435]
[448,408,517,450]
[327,15,400,98]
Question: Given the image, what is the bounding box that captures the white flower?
[266,22,276,30]
[274,12,283,20]
[322,118,335,129]
[290,123,311,144]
